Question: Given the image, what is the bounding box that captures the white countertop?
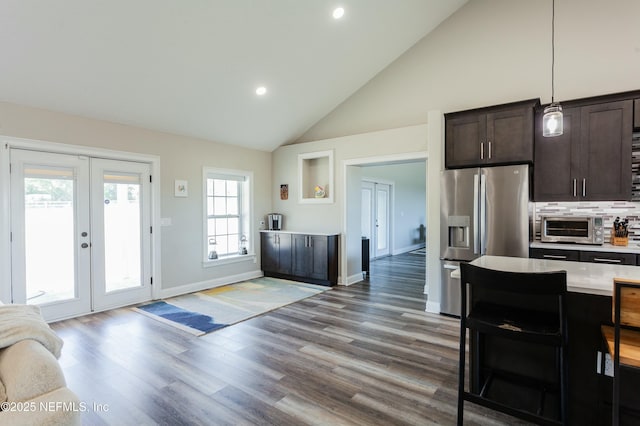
[530,241,640,255]
[450,255,640,296]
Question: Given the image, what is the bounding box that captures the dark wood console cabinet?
[261,231,338,286]
[445,99,538,169]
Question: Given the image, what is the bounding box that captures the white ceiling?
[0,0,467,152]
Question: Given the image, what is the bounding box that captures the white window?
[203,168,252,264]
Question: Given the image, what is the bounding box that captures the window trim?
[202,167,254,266]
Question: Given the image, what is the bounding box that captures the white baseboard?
[425,300,440,314]
[340,272,365,286]
[158,270,264,299]
[392,243,426,256]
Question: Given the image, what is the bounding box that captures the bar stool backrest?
[614,278,640,329]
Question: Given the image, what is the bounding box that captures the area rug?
[409,247,427,255]
[134,277,330,336]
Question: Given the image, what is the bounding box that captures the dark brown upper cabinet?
[634,98,640,130]
[445,99,538,169]
[534,96,633,201]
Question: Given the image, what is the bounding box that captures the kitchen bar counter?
[453,255,640,423]
[451,255,640,296]
[530,241,640,255]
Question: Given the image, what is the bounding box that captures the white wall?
[0,102,272,295]
[271,124,428,284]
[361,162,426,254]
[298,0,640,143]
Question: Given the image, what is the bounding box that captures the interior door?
[10,150,92,321]
[362,180,391,260]
[375,183,391,258]
[91,158,152,311]
[361,181,374,257]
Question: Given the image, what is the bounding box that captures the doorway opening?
[343,153,427,286]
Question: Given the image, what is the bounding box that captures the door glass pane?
[103,173,141,292]
[23,169,75,304]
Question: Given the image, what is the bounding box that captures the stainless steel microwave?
[541,216,604,245]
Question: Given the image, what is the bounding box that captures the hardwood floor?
[52,253,528,425]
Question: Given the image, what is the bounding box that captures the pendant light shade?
[543,103,563,137]
[543,0,563,137]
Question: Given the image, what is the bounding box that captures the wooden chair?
[458,263,568,425]
[600,278,640,426]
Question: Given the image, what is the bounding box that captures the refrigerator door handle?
[480,173,487,255]
[473,173,479,255]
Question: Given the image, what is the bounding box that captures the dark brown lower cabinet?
[261,231,338,286]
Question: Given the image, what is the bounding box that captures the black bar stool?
[457,263,568,425]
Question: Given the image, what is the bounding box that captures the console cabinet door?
[292,235,329,281]
[291,234,312,277]
[261,232,291,274]
[308,235,329,280]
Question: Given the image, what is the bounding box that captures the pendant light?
[542,0,563,137]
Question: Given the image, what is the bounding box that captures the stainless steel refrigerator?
[439,164,530,316]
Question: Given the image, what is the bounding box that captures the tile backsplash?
[532,201,640,243]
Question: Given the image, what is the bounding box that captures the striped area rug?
[134,277,330,336]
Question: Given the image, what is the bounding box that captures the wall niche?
[298,150,334,204]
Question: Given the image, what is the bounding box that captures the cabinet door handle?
[543,254,567,260]
[593,258,622,264]
[573,179,577,197]
[582,179,586,197]
[488,141,492,159]
[480,142,484,160]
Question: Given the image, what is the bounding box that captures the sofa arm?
[0,340,67,402]
[0,387,82,426]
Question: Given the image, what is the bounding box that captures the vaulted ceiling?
[0,0,467,151]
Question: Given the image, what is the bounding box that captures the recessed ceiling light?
[332,7,345,19]
[256,86,267,96]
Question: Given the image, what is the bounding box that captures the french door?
[10,149,152,321]
[361,180,391,259]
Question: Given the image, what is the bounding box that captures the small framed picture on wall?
[280,184,288,200]
[175,180,188,197]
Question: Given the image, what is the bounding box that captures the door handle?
[572,179,577,197]
[480,142,484,160]
[473,174,479,255]
[582,179,586,197]
[488,141,492,159]
[81,243,89,249]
